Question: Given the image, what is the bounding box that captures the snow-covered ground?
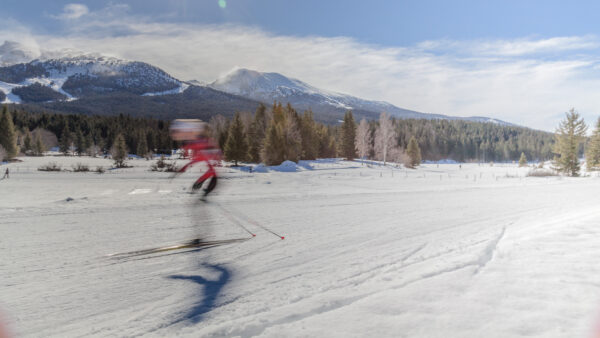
[2,157,600,337]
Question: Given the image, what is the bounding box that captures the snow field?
[2,157,600,337]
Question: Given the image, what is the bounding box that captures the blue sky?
[2,1,600,130]
[7,1,600,46]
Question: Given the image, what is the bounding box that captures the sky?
[2,1,600,130]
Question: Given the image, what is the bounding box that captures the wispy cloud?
[5,5,600,131]
[51,4,90,20]
[417,36,599,57]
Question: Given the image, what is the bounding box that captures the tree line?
[0,103,557,166]
[218,103,555,166]
[0,106,173,160]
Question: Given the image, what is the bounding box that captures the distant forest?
[5,103,554,163]
[10,109,174,155]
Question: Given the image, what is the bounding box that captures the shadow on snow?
[168,263,232,324]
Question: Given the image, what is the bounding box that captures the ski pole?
[225,204,285,240]
[215,203,256,237]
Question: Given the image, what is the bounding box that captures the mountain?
[0,52,261,120]
[21,86,261,122]
[0,42,512,125]
[0,55,185,101]
[210,68,513,125]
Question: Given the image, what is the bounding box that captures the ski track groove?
[186,222,516,336]
[473,226,506,274]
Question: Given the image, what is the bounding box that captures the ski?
[106,237,252,258]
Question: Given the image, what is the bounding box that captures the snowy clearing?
[2,157,600,337]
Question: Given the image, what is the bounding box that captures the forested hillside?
[3,102,554,164]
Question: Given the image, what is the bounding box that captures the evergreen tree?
[136,130,149,158]
[262,122,285,165]
[406,136,422,168]
[518,152,528,167]
[281,108,302,162]
[74,128,84,156]
[300,110,319,160]
[34,133,45,156]
[248,104,267,163]
[341,111,356,160]
[586,118,600,171]
[261,102,301,164]
[111,134,128,168]
[84,133,93,156]
[554,108,587,176]
[23,130,32,154]
[59,122,71,155]
[0,106,18,159]
[224,113,248,166]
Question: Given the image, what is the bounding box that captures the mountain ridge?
[209,67,514,125]
[0,41,514,126]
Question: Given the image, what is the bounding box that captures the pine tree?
[406,136,422,168]
[262,122,284,165]
[341,111,356,160]
[554,108,587,176]
[0,106,18,159]
[23,130,32,155]
[224,113,248,166]
[84,133,93,156]
[281,108,302,163]
[75,128,84,156]
[586,118,600,171]
[518,152,527,167]
[111,134,128,168]
[136,130,149,158]
[59,122,71,155]
[316,125,336,158]
[34,133,45,156]
[248,104,268,163]
[300,110,319,160]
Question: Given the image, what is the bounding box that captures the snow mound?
[424,159,459,164]
[297,161,314,170]
[252,161,302,173]
[253,164,268,173]
[270,160,300,172]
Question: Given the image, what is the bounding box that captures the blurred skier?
[170,119,221,197]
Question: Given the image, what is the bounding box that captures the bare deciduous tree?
[374,112,396,165]
[355,118,372,161]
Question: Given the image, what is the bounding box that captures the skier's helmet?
[170,119,206,141]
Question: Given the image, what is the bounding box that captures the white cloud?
[417,36,599,56]
[53,4,90,20]
[8,5,600,131]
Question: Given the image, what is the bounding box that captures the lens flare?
[218,0,226,9]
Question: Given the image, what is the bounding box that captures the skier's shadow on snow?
[168,263,231,323]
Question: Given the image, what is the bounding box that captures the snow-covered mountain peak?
[210,67,358,110]
[211,68,322,97]
[0,52,183,103]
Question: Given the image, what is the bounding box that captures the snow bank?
[423,158,459,164]
[269,160,299,172]
[297,161,314,170]
[252,164,268,173]
[249,161,305,173]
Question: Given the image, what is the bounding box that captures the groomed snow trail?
[2,157,600,337]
